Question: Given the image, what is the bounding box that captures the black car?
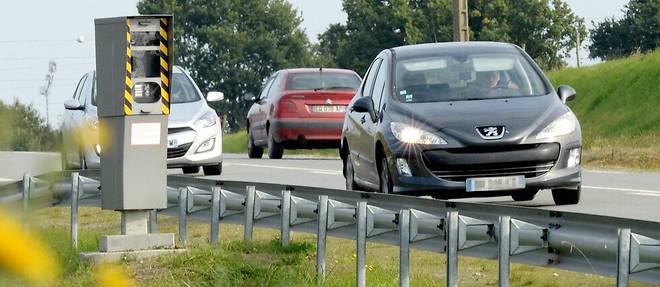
[340,42,582,205]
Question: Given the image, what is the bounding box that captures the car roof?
[282,68,358,75]
[390,41,521,59]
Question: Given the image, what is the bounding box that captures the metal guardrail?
[3,170,660,287]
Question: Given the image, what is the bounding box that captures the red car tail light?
[279,99,298,113]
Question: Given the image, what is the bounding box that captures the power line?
[0,62,92,72]
[0,38,95,44]
[0,56,94,61]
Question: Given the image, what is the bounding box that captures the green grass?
[224,130,339,157]
[547,50,660,170]
[1,207,655,286]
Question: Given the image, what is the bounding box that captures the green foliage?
[137,0,318,131]
[589,0,659,60]
[319,0,586,74]
[0,101,58,151]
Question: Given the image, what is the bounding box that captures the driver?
[477,71,519,90]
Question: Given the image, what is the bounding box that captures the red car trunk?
[276,90,355,119]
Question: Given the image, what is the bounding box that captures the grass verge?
[0,206,654,286]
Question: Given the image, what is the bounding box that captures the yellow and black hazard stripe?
[124,19,134,115]
[159,17,171,115]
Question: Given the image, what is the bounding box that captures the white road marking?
[225,162,340,174]
[629,192,660,197]
[583,185,660,194]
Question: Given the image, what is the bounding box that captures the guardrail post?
[498,216,511,287]
[317,195,329,284]
[210,187,221,246]
[70,172,79,249]
[399,209,411,287]
[617,228,631,287]
[178,187,189,247]
[281,190,291,247]
[244,186,256,241]
[149,209,158,233]
[22,173,31,226]
[356,201,367,287]
[446,211,459,287]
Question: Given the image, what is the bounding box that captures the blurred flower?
[0,209,59,285]
[95,264,134,287]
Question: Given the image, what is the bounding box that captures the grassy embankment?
[0,206,652,286]
[225,51,660,170]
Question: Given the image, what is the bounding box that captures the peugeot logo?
[476,126,506,140]
[325,99,333,105]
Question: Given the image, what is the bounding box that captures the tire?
[552,186,581,205]
[182,166,200,174]
[344,154,359,191]
[203,162,223,176]
[267,131,284,159]
[247,131,263,159]
[511,190,538,202]
[378,156,393,194]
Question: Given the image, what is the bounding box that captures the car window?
[171,73,202,104]
[394,52,550,103]
[73,74,88,100]
[80,73,94,105]
[362,58,383,100]
[371,57,389,111]
[286,72,360,91]
[91,73,97,106]
[268,73,282,97]
[259,77,275,100]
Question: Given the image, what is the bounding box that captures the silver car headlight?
[195,111,217,129]
[536,112,577,139]
[390,122,447,145]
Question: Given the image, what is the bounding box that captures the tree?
[0,101,58,151]
[137,0,316,131]
[589,0,659,60]
[319,0,586,73]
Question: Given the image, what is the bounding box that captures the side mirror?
[557,85,576,103]
[64,99,84,110]
[243,92,256,102]
[207,91,224,102]
[351,97,374,114]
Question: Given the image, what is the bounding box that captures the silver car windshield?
[92,72,201,105]
[395,52,550,103]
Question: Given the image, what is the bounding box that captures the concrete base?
[100,233,175,252]
[79,248,186,264]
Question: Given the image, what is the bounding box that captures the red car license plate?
[311,105,346,113]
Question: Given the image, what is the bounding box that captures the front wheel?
[552,186,581,205]
[203,162,222,176]
[247,131,263,159]
[378,157,393,194]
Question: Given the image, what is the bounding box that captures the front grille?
[430,161,555,182]
[422,143,559,182]
[167,142,192,159]
[168,127,194,134]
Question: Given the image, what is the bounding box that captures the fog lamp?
[567,148,581,168]
[196,138,215,153]
[396,158,412,177]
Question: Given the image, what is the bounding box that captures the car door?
[62,74,88,167]
[348,58,383,183]
[360,55,390,183]
[251,76,275,144]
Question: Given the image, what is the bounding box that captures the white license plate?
[311,105,346,113]
[465,176,525,192]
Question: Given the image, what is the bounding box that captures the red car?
[246,68,362,159]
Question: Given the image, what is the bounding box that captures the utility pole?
[575,26,581,68]
[453,0,469,42]
[39,61,57,127]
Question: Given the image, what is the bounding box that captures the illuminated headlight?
[536,112,577,139]
[94,144,101,155]
[195,111,217,129]
[396,158,412,177]
[390,122,447,145]
[196,138,215,153]
[567,148,581,168]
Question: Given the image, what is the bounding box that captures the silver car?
[62,66,224,175]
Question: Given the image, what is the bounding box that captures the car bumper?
[387,141,582,196]
[84,124,223,169]
[271,117,343,143]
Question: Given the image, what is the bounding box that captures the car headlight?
[536,112,577,139]
[195,111,217,129]
[390,122,447,145]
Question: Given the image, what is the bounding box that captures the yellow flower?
[95,264,134,287]
[0,209,59,285]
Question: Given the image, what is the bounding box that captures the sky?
[0,0,628,127]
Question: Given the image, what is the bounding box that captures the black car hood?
[387,94,569,146]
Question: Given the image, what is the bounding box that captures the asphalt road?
[182,153,660,222]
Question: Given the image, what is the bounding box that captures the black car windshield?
[287,72,360,91]
[395,52,550,103]
[92,72,201,105]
